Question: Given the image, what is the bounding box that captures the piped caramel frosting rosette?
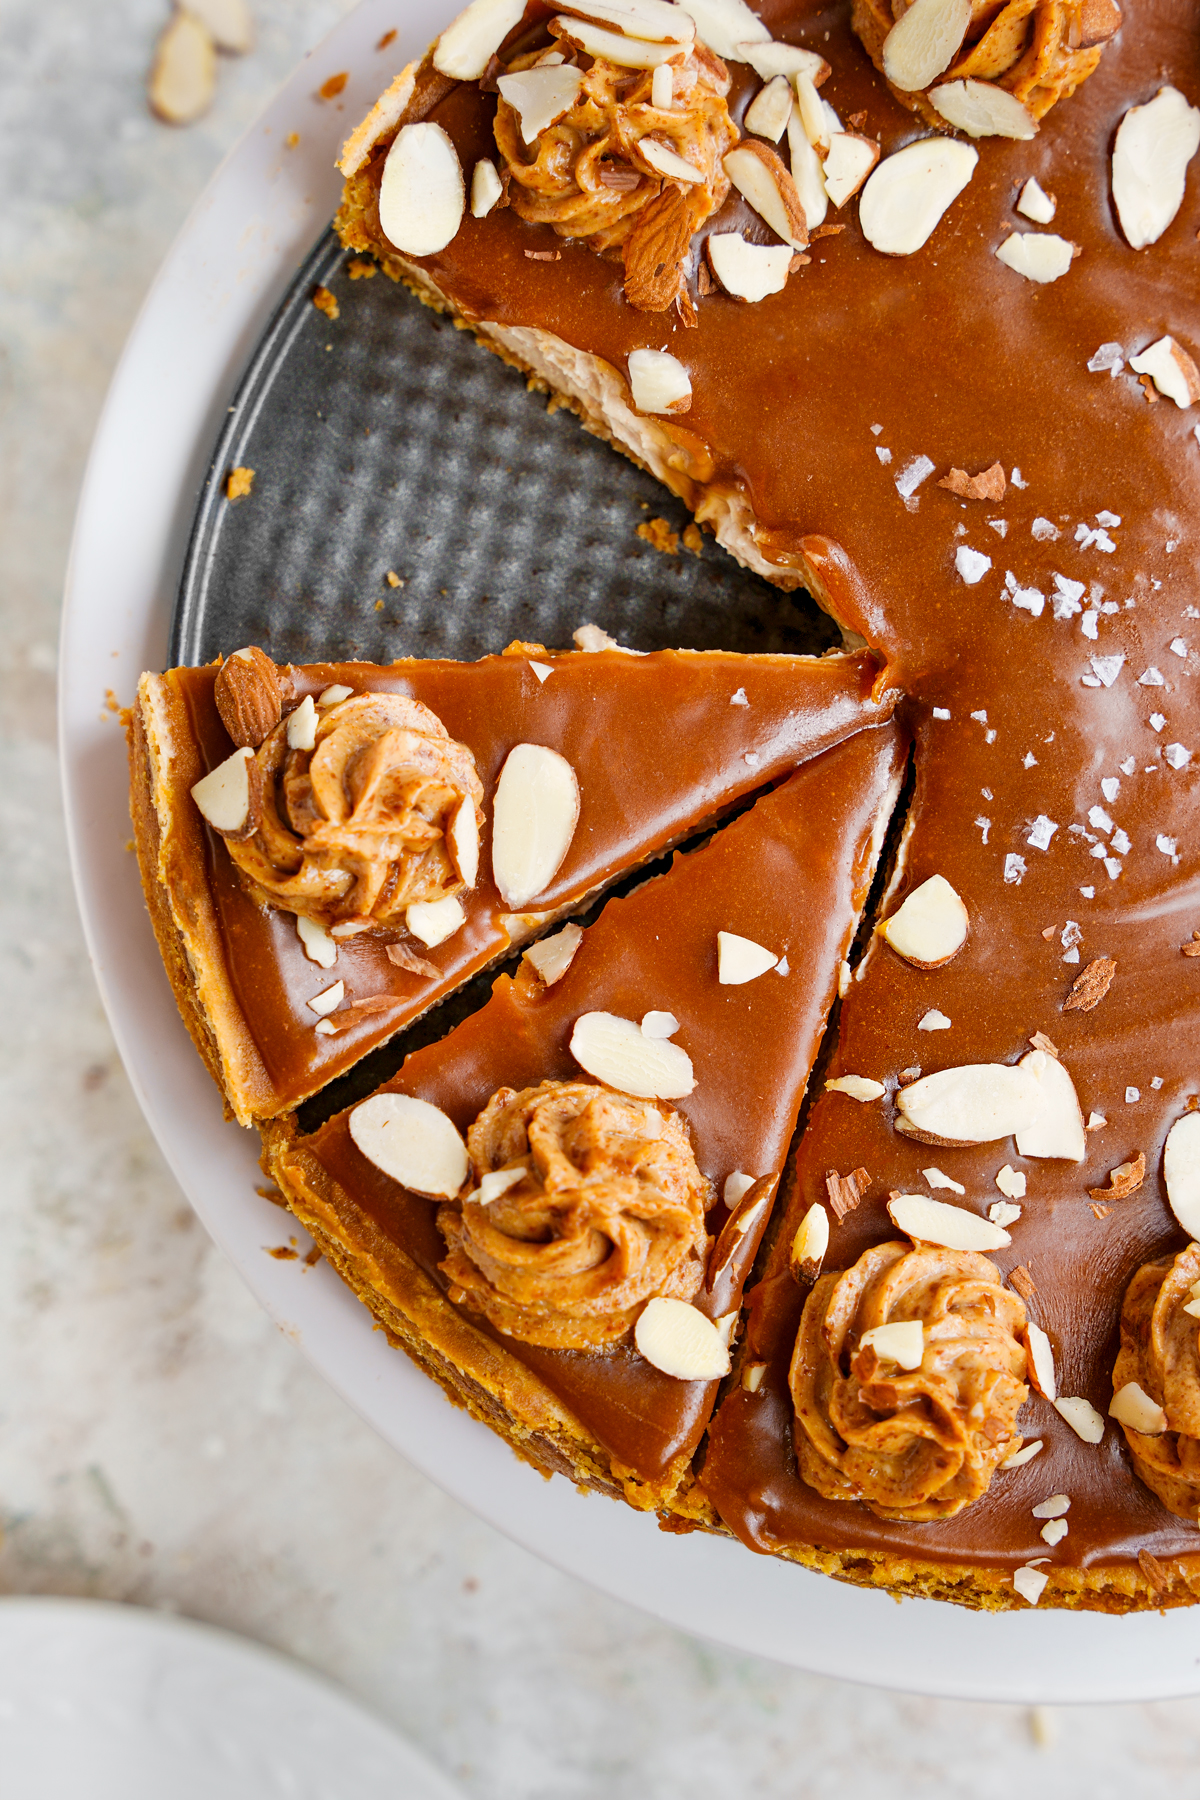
[1112,1243,1200,1522]
[219,677,483,932]
[852,0,1121,135]
[495,44,739,314]
[438,1080,712,1349]
[790,1241,1030,1521]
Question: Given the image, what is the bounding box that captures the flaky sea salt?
[956,546,992,585]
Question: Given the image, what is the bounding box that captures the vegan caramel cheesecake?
[126,0,1200,1611]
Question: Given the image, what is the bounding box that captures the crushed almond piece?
[1089,1151,1146,1201]
[1138,373,1160,402]
[848,111,868,130]
[1138,1547,1170,1595]
[226,466,254,500]
[318,71,349,100]
[809,223,847,240]
[386,942,441,978]
[1063,956,1116,1012]
[347,257,376,280]
[524,249,562,261]
[697,261,715,296]
[1182,932,1200,957]
[1090,1202,1112,1219]
[637,517,680,556]
[789,252,811,268]
[1042,925,1056,940]
[939,462,1007,502]
[825,1166,870,1223]
[1009,1264,1038,1301]
[1029,1031,1059,1055]
[312,995,396,1034]
[682,522,704,556]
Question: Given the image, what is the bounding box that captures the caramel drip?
[1114,1244,1200,1522]
[494,44,738,308]
[226,691,483,929]
[790,1242,1030,1521]
[438,1081,712,1349]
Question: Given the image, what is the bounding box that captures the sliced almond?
[349,1092,469,1197]
[317,684,353,707]
[491,743,581,908]
[433,0,528,79]
[995,231,1075,284]
[887,1192,1011,1251]
[1017,177,1056,224]
[1026,1321,1056,1399]
[740,42,829,85]
[1000,1438,1043,1469]
[673,0,769,61]
[1014,1049,1085,1163]
[706,233,792,301]
[148,11,217,125]
[724,1170,756,1207]
[297,915,337,969]
[471,159,504,218]
[1013,1566,1049,1605]
[627,347,692,414]
[1054,1395,1105,1444]
[995,1165,1026,1200]
[859,1319,925,1369]
[929,79,1036,140]
[881,0,971,93]
[744,74,793,143]
[641,1011,680,1038]
[191,746,254,834]
[557,0,695,40]
[1164,1111,1200,1238]
[825,1074,886,1101]
[894,1061,1038,1145]
[1110,1381,1168,1435]
[636,136,703,182]
[286,694,318,751]
[379,122,466,255]
[716,929,779,983]
[1088,1153,1145,1202]
[634,1296,731,1379]
[570,1011,695,1098]
[522,922,583,986]
[448,796,480,887]
[1112,86,1200,252]
[878,873,968,968]
[553,16,679,66]
[405,896,465,947]
[742,1361,768,1392]
[790,1203,829,1282]
[1129,336,1200,408]
[792,71,831,153]
[182,0,253,53]
[924,1167,964,1193]
[307,980,344,1017]
[821,133,880,207]
[475,1166,526,1204]
[385,942,441,978]
[651,62,674,108]
[1031,1493,1070,1519]
[497,65,585,145]
[724,142,807,249]
[858,138,977,257]
[786,101,829,230]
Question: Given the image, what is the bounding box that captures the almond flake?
[742,1361,769,1392]
[996,1165,1026,1199]
[1063,956,1116,1012]
[307,980,344,1017]
[995,231,1075,283]
[379,123,466,255]
[881,0,971,92]
[1138,1548,1170,1594]
[1089,1153,1145,1201]
[821,133,880,207]
[739,42,829,84]
[1129,336,1200,409]
[790,1202,830,1282]
[1026,1320,1056,1398]
[887,1192,1011,1252]
[1110,1381,1168,1435]
[924,1167,965,1194]
[491,743,580,908]
[434,0,527,79]
[1017,178,1056,224]
[1041,1518,1069,1546]
[1111,86,1200,251]
[744,74,793,143]
[570,1011,695,1098]
[707,233,792,302]
[477,1166,526,1204]
[297,915,337,969]
[448,796,480,888]
[634,1296,730,1380]
[496,66,584,145]
[717,930,778,984]
[989,1201,1022,1229]
[627,347,692,414]
[1164,1111,1200,1238]
[1000,1439,1043,1469]
[1054,1395,1105,1443]
[406,897,465,948]
[349,1093,469,1197]
[191,746,254,835]
[558,0,696,42]
[286,694,318,751]
[641,1010,680,1038]
[521,924,583,987]
[471,159,504,218]
[385,941,440,979]
[553,15,679,67]
[859,1320,924,1369]
[918,1009,952,1031]
[1031,1493,1071,1519]
[723,142,807,248]
[637,136,704,182]
[1014,1049,1085,1163]
[930,78,1035,140]
[1013,1566,1049,1605]
[148,11,217,125]
[825,1075,885,1101]
[878,873,968,967]
[786,102,828,231]
[895,1061,1039,1146]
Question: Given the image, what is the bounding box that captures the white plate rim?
[57,0,1200,1704]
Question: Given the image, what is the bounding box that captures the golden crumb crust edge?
[260,1115,698,1511]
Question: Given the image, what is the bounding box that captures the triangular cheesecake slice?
[263,721,905,1510]
[128,643,891,1123]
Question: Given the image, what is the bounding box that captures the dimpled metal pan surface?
[171,228,838,668]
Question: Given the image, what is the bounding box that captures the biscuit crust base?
[261,1115,705,1513]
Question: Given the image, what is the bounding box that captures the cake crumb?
[347,257,376,280]
[313,285,340,320]
[266,1244,299,1260]
[377,29,397,50]
[284,131,299,149]
[386,570,402,587]
[226,466,255,500]
[682,522,704,556]
[317,71,349,100]
[637,517,680,556]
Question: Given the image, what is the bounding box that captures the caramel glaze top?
[169,649,888,1113]
[367,2,1200,1562]
[296,724,905,1480]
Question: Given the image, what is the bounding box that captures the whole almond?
[215,646,285,748]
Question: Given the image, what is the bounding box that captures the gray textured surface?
[4,2,1200,1794]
